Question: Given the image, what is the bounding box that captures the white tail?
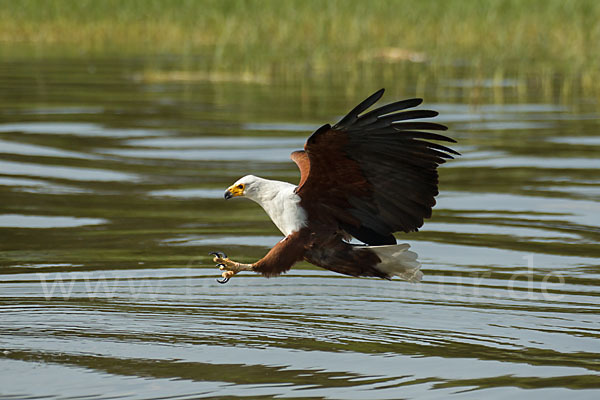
[361,243,422,282]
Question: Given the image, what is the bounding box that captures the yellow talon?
[210,251,254,284]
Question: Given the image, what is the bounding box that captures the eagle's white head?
[224,175,264,201]
[224,175,306,236]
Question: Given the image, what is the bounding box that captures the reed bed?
[1,0,599,94]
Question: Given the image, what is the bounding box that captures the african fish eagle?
[211,88,458,283]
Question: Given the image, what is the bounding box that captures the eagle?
[211,88,458,284]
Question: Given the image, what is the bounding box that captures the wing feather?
[292,89,458,245]
[334,88,385,129]
[358,109,440,130]
[349,98,423,127]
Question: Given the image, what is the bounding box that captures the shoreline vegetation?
[1,0,599,97]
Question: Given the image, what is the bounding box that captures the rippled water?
[1,58,599,399]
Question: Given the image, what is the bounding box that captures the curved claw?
[215,262,230,284]
[209,251,227,259]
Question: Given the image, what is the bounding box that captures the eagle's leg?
[210,252,254,283]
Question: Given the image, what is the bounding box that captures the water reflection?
[149,188,225,199]
[0,138,101,159]
[0,159,139,181]
[0,57,598,399]
[0,121,168,137]
[0,214,106,228]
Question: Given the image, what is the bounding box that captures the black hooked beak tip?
[224,190,233,200]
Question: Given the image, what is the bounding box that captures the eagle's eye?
[237,184,244,189]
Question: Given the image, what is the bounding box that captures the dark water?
[1,57,599,399]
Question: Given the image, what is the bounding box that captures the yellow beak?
[224,184,244,199]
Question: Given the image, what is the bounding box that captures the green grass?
[1,0,599,84]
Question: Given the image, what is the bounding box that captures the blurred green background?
[2,0,599,96]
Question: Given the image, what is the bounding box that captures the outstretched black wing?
[292,88,458,245]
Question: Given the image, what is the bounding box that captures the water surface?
[1,58,599,399]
